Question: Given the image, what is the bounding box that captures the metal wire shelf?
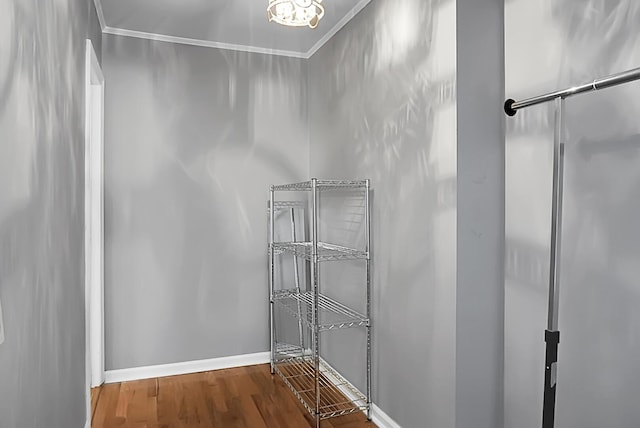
[274,290,369,331]
[272,200,307,209]
[272,241,367,261]
[275,343,311,359]
[272,180,368,191]
[269,178,372,426]
[274,356,368,420]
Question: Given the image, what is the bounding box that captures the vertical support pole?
[542,97,565,428]
[365,179,372,421]
[269,187,276,374]
[290,208,305,352]
[311,178,320,428]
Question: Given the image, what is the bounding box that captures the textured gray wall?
[307,1,457,427]
[456,1,505,427]
[505,1,640,427]
[88,2,102,62]
[0,0,101,427]
[102,34,309,370]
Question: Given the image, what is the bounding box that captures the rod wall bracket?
[504,98,517,116]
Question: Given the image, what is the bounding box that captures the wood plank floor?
[92,364,376,428]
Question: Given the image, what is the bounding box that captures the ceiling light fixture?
[267,0,325,29]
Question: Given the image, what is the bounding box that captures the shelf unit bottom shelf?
[273,347,368,420]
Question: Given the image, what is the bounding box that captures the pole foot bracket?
[542,330,560,428]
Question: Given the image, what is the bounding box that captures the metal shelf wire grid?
[273,356,368,420]
[274,290,368,331]
[272,200,307,209]
[269,178,372,425]
[272,241,367,261]
[275,343,311,359]
[272,180,368,191]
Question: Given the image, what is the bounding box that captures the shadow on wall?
[0,0,89,427]
[308,0,456,427]
[505,1,640,427]
[557,85,640,428]
[103,35,310,369]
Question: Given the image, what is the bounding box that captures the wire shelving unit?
[268,178,371,428]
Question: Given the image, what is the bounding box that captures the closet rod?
[504,66,640,116]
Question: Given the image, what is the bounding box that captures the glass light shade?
[267,0,325,29]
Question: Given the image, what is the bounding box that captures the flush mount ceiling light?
[267,0,325,29]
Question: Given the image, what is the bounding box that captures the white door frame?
[85,39,105,426]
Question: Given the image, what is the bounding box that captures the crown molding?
[103,26,310,59]
[92,0,106,31]
[305,0,371,58]
[94,0,370,59]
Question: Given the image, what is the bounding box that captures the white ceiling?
[95,0,371,58]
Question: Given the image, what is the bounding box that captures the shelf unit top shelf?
[272,241,367,261]
[274,290,368,331]
[271,200,306,209]
[271,179,368,191]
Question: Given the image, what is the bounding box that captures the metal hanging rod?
[504,65,640,428]
[504,66,640,116]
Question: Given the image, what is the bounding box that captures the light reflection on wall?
[0,0,101,427]
[373,0,428,71]
[102,35,309,370]
[308,0,456,427]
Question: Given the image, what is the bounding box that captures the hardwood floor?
[91,364,376,428]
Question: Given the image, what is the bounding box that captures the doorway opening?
[85,39,105,428]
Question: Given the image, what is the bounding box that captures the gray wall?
[88,2,102,61]
[102,34,309,370]
[456,1,505,427]
[0,0,102,427]
[505,1,640,427]
[307,1,457,427]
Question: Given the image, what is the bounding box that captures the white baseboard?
[102,351,401,427]
[371,403,402,428]
[104,351,270,384]
[319,358,401,428]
